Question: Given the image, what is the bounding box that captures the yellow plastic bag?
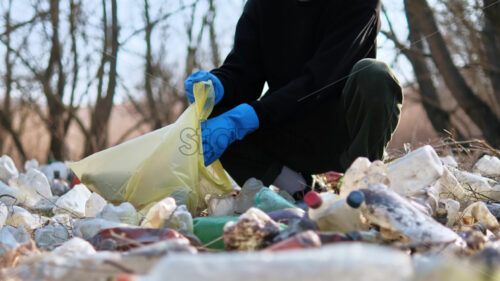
[70,81,233,215]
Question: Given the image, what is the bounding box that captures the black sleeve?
[250,1,381,129]
[210,0,265,109]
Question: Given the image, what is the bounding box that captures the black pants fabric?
[218,59,403,186]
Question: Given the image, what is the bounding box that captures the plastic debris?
[223,207,281,251]
[89,227,186,251]
[461,201,499,229]
[24,159,39,171]
[439,198,460,227]
[193,216,238,249]
[266,230,321,252]
[165,205,193,234]
[140,197,176,228]
[0,202,8,229]
[144,243,413,281]
[253,187,297,213]
[450,167,500,201]
[206,194,235,216]
[53,184,91,217]
[72,217,129,239]
[234,178,264,214]
[14,168,53,208]
[0,155,19,183]
[53,237,96,256]
[85,192,107,217]
[1,147,500,280]
[440,155,459,168]
[0,181,18,205]
[349,184,461,245]
[473,155,500,178]
[6,206,43,232]
[267,208,305,225]
[306,191,367,233]
[339,158,390,198]
[34,224,70,248]
[40,161,70,183]
[97,202,141,225]
[387,145,443,196]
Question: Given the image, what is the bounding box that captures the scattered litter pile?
[1,145,500,281]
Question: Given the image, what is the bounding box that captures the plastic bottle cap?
[304,191,322,209]
[346,190,365,209]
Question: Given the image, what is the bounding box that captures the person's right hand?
[184,71,224,104]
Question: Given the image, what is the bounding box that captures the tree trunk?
[407,0,500,146]
[144,0,162,129]
[84,0,119,155]
[482,0,500,108]
[403,2,454,136]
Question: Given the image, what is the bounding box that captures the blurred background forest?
[0,0,499,166]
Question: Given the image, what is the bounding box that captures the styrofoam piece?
[97,202,141,225]
[85,192,107,217]
[473,155,500,178]
[53,184,92,218]
[0,155,19,183]
[14,169,52,208]
[142,243,413,281]
[387,145,443,196]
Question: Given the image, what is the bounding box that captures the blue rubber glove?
[184,71,224,105]
[201,103,259,166]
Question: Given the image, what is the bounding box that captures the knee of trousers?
[350,58,403,106]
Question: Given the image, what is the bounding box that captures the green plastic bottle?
[193,216,238,249]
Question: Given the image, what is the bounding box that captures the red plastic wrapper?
[89,227,186,251]
[265,231,321,252]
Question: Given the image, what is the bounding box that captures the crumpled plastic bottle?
[233,178,264,214]
[347,184,460,245]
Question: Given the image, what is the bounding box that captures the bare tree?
[84,0,119,155]
[404,0,500,146]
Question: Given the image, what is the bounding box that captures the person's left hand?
[184,71,224,105]
[201,103,259,166]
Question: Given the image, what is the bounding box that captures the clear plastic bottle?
[233,178,264,214]
[305,191,367,233]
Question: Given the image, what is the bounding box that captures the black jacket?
[211,0,381,129]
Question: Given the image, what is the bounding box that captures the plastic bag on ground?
[69,81,233,215]
[141,243,413,281]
